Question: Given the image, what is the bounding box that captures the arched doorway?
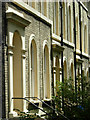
[13,31,23,111]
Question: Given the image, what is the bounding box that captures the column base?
[38,107,45,116]
[23,109,28,113]
[9,111,18,118]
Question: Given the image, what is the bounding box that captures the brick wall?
[3,1,90,118]
[5,2,52,117]
[0,1,3,119]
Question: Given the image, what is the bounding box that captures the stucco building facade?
[0,0,90,119]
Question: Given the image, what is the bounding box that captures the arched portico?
[7,11,30,117]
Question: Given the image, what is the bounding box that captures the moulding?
[6,12,30,27]
[82,52,89,59]
[52,44,65,53]
[11,0,53,26]
[76,55,83,63]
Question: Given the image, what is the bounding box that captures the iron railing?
[12,97,70,120]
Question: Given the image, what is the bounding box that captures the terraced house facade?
[0,0,90,119]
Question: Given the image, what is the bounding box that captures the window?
[84,25,87,53]
[42,1,47,16]
[66,3,68,40]
[69,6,71,42]
[76,17,80,49]
[31,40,38,97]
[53,2,59,35]
[30,0,36,9]
[63,2,65,39]
[44,45,50,99]
[27,0,36,8]
[59,2,61,37]
[32,2,35,9]
[81,22,84,52]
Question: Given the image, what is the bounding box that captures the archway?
[13,31,23,111]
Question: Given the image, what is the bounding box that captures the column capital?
[21,49,27,58]
[8,45,15,55]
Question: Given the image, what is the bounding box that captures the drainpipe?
[59,1,64,83]
[73,1,77,98]
[59,0,64,112]
[79,2,83,99]
[51,25,55,111]
[79,3,82,59]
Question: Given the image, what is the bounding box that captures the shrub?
[53,76,90,120]
[14,109,40,120]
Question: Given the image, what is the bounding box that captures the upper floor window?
[81,22,84,52]
[42,1,47,16]
[76,17,80,50]
[53,2,59,35]
[32,1,36,9]
[84,25,87,53]
[69,6,71,42]
[26,0,36,8]
[63,2,66,39]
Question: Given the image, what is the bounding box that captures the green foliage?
[53,76,90,120]
[13,109,40,120]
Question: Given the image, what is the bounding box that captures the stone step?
[9,118,46,120]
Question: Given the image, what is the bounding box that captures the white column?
[59,57,62,82]
[8,46,17,117]
[8,32,13,114]
[53,70,56,88]
[53,56,56,94]
[9,52,13,113]
[22,50,27,112]
[60,71,62,82]
[8,31,17,117]
[53,56,56,68]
